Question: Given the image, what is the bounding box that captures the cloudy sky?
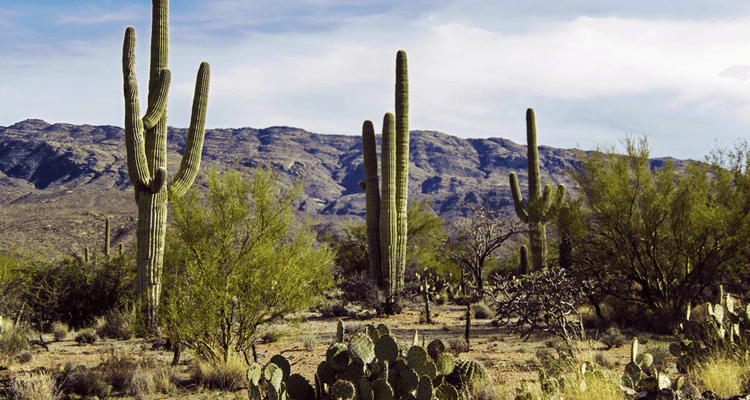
[2,1,750,160]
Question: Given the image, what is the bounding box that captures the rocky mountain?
[0,119,679,258]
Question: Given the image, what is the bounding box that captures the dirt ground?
[3,302,664,399]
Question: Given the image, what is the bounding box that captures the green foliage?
[161,166,333,364]
[600,327,626,349]
[0,319,31,362]
[74,329,99,345]
[560,136,750,324]
[20,252,135,330]
[0,251,25,318]
[470,303,495,320]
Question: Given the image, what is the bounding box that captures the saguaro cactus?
[509,109,565,271]
[360,50,409,306]
[122,0,210,331]
[104,218,111,260]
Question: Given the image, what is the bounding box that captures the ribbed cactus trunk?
[361,121,382,287]
[380,113,397,298]
[360,50,409,309]
[509,108,565,271]
[394,50,409,295]
[104,218,111,260]
[122,0,210,332]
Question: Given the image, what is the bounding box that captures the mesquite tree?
[122,0,210,331]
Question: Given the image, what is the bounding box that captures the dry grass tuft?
[190,354,247,391]
[128,358,177,398]
[697,357,750,398]
[51,322,69,341]
[11,371,60,400]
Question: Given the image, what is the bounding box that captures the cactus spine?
[509,108,565,271]
[122,0,210,331]
[360,50,409,306]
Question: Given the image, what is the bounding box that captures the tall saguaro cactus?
[509,108,564,271]
[359,50,409,307]
[122,0,210,331]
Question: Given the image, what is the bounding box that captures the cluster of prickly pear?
[247,354,299,400]
[621,337,653,390]
[671,289,750,372]
[251,322,467,400]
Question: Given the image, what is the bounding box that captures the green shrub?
[21,253,135,330]
[51,322,69,341]
[189,354,247,391]
[0,319,31,362]
[74,329,98,345]
[447,336,469,354]
[11,371,58,400]
[600,326,626,349]
[95,307,135,340]
[261,328,286,344]
[301,334,318,351]
[471,303,495,319]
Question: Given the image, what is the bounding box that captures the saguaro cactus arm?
[510,172,529,223]
[169,61,210,198]
[122,26,170,194]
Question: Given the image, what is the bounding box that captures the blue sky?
[2,1,750,160]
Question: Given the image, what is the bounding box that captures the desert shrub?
[0,251,26,319]
[317,301,349,318]
[58,364,112,400]
[594,352,615,368]
[128,359,175,397]
[697,357,750,398]
[11,371,59,400]
[461,377,505,400]
[190,354,247,391]
[0,319,31,362]
[643,342,673,372]
[51,322,68,341]
[95,307,135,340]
[17,351,33,364]
[447,337,469,354]
[74,329,98,345]
[337,272,384,314]
[560,368,622,400]
[453,295,470,306]
[98,350,138,391]
[471,303,495,319]
[20,253,135,330]
[261,328,286,344]
[301,334,318,351]
[600,326,626,349]
[162,167,333,364]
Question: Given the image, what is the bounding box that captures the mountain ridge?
[0,119,685,258]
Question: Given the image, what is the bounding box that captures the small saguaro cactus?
[122,0,210,331]
[360,50,409,309]
[519,245,529,275]
[104,218,111,260]
[509,108,565,271]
